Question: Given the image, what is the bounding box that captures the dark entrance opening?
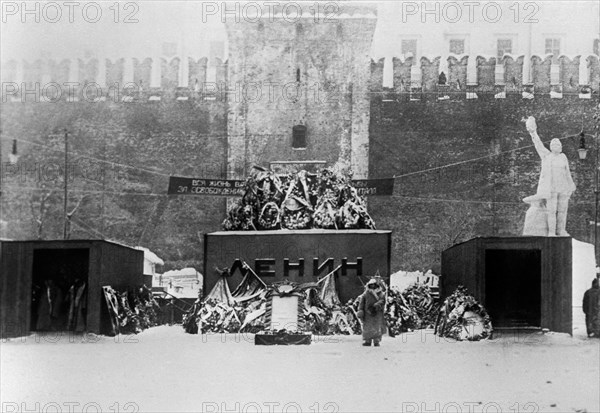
[30,248,89,332]
[485,249,542,328]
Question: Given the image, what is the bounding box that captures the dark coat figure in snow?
[582,278,600,337]
[357,279,386,346]
[36,279,66,331]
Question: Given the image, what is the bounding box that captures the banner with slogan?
[167,176,394,196]
[351,178,395,196]
[168,176,246,196]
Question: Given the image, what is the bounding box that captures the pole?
[595,131,599,263]
[63,129,68,240]
[0,128,3,239]
[101,136,106,236]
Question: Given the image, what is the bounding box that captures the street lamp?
[0,130,18,239]
[578,133,588,160]
[9,139,19,164]
[0,128,3,238]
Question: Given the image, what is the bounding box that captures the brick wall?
[369,92,599,272]
[368,54,599,272]
[0,94,227,270]
[2,49,599,272]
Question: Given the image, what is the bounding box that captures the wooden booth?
[441,237,577,334]
[0,240,144,338]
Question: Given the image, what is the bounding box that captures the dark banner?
[168,176,245,196]
[168,177,394,196]
[351,178,395,196]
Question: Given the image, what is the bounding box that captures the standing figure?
[525,116,576,236]
[357,278,386,346]
[67,279,87,332]
[36,279,64,331]
[582,278,599,338]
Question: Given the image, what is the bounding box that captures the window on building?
[162,42,177,58]
[497,39,513,60]
[545,38,561,55]
[449,39,465,54]
[401,39,418,65]
[594,39,599,56]
[292,125,307,149]
[209,41,224,67]
[296,23,304,37]
[258,21,264,32]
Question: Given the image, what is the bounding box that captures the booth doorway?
[30,248,89,331]
[485,249,542,328]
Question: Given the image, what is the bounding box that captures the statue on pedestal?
[522,116,576,236]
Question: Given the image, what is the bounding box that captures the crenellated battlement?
[1,56,228,102]
[371,54,600,100]
[2,52,599,103]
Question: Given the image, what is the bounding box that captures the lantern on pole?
[8,139,18,164]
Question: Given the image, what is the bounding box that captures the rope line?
[2,137,173,177]
[391,195,596,206]
[1,185,165,197]
[2,133,574,181]
[391,135,576,179]
[3,184,596,206]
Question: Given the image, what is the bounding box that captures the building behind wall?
[374,1,599,68]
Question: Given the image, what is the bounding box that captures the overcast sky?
[1,2,227,60]
[1,1,598,62]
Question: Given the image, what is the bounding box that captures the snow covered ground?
[1,326,598,413]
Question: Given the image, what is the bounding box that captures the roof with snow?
[135,246,164,266]
[162,267,201,279]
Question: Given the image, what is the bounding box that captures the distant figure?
[357,278,386,346]
[582,278,599,338]
[525,116,576,236]
[438,72,447,85]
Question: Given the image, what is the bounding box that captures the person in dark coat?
[67,279,87,332]
[582,278,599,337]
[357,278,386,346]
[36,279,65,331]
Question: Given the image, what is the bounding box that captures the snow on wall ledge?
[0,56,228,91]
[3,53,598,101]
[376,54,600,94]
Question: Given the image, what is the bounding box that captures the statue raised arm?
[526,117,550,159]
[524,116,576,236]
